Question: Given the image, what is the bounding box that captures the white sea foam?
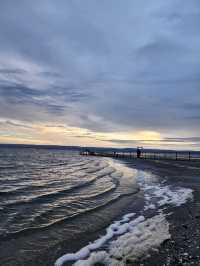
[54,212,138,266]
[74,251,111,266]
[109,214,170,261]
[55,213,163,266]
[156,186,193,207]
[74,214,170,266]
[55,161,193,266]
[142,182,193,211]
[136,170,193,211]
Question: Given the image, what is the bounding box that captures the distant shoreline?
[1,142,200,154]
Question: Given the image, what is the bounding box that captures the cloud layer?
[0,0,200,149]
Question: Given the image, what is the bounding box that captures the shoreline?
[2,157,199,266]
[123,158,200,266]
[139,201,200,266]
[53,158,200,266]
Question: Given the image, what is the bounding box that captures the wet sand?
[126,159,200,266]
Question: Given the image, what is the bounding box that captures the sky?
[0,0,200,150]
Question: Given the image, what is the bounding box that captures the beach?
[131,159,200,266]
[0,147,200,266]
[53,158,200,266]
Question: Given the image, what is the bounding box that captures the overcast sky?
[0,0,200,149]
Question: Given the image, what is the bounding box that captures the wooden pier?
[80,150,200,161]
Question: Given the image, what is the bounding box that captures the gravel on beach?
[130,159,200,266]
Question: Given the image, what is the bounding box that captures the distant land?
[0,143,199,154]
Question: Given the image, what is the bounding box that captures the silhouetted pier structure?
[80,149,200,161]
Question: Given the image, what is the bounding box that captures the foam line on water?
[74,213,170,266]
[141,182,193,211]
[54,212,138,266]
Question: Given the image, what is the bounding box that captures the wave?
[0,154,140,249]
[0,161,119,208]
[1,174,99,208]
[0,188,139,243]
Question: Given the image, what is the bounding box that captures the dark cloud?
[45,104,66,115]
[164,137,200,143]
[0,68,26,75]
[182,103,200,111]
[39,71,63,78]
[0,120,32,129]
[185,116,200,121]
[105,137,200,146]
[99,139,139,145]
[0,84,43,99]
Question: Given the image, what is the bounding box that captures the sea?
[0,146,193,266]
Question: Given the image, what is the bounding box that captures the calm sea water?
[0,147,139,265]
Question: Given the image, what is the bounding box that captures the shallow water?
[0,148,139,240]
[0,147,141,266]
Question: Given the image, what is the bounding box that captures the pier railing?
[80,150,200,161]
